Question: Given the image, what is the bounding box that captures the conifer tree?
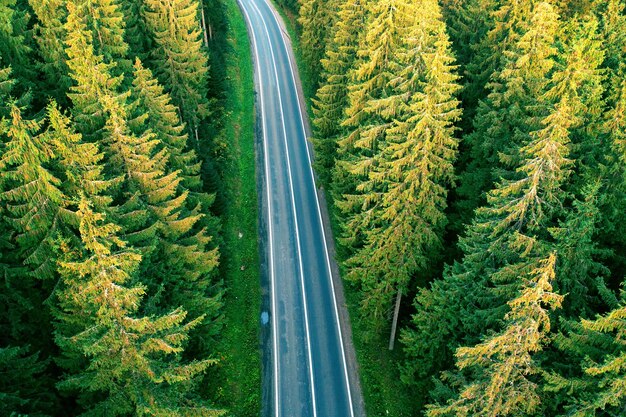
[311,0,365,187]
[0,0,35,96]
[72,0,130,71]
[29,0,72,104]
[130,59,202,191]
[65,4,222,350]
[403,0,581,395]
[0,346,55,416]
[455,0,556,224]
[120,0,152,59]
[0,104,67,280]
[55,198,223,416]
[415,6,607,414]
[339,0,462,346]
[427,255,562,417]
[142,0,210,142]
[333,0,422,324]
[298,0,337,86]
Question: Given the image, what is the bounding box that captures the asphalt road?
[236,0,361,415]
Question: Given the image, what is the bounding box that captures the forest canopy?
[0,0,226,415]
[295,0,626,415]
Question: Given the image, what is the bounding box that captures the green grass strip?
[212,0,261,415]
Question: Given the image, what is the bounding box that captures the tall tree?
[55,198,223,416]
[335,0,462,348]
[142,0,211,143]
[29,0,72,104]
[311,0,366,187]
[455,0,554,226]
[298,0,337,86]
[422,6,608,415]
[402,0,560,395]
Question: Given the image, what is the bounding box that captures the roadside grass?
[211,0,261,415]
[271,4,417,416]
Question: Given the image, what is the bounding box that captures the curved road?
[236,0,363,416]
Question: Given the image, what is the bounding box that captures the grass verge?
[271,4,417,416]
[212,0,261,415]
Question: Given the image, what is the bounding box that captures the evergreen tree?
[339,0,462,345]
[298,0,337,86]
[427,254,562,417]
[0,345,55,416]
[0,103,67,280]
[130,59,202,191]
[72,0,130,71]
[415,6,607,414]
[311,0,365,187]
[29,0,72,104]
[0,0,36,97]
[333,0,424,324]
[55,198,223,416]
[456,0,556,223]
[120,0,152,59]
[142,0,210,142]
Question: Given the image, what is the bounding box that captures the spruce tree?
[0,103,67,280]
[55,198,223,416]
[130,59,202,191]
[142,0,210,142]
[333,0,424,325]
[340,0,462,346]
[0,346,55,416]
[456,0,554,222]
[311,0,365,187]
[298,0,337,86]
[0,0,35,97]
[427,255,561,417]
[72,0,130,71]
[120,0,152,59]
[29,0,72,104]
[419,5,608,414]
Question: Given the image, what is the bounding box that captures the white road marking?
[241,0,318,416]
[259,1,356,416]
[234,2,280,415]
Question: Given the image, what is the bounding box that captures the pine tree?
[298,0,337,86]
[311,0,365,187]
[142,0,210,141]
[55,198,224,416]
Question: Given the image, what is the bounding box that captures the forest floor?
[272,3,417,416]
[210,0,261,415]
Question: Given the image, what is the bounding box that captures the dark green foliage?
[0,0,225,413]
[0,345,55,416]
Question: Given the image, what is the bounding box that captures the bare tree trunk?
[388,288,402,351]
[199,0,209,46]
[194,126,200,149]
